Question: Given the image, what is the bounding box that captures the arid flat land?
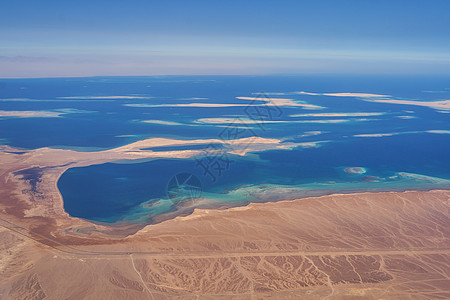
[0,145,449,299]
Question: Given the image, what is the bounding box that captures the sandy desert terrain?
[0,145,449,299]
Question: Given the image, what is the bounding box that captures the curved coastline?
[57,160,450,226]
[2,139,450,242]
[2,142,450,299]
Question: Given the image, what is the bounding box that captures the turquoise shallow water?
[1,75,449,224]
[58,145,450,224]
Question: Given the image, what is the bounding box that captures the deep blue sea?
[1,75,449,223]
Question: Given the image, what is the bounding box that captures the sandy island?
[0,142,449,299]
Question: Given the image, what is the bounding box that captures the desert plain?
[0,143,449,299]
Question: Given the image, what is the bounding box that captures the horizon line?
[2,72,450,80]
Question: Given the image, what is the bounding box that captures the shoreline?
[2,149,450,298]
[58,172,450,226]
[1,140,450,244]
[116,186,450,228]
[154,188,450,224]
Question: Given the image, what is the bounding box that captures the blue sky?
[1,0,450,77]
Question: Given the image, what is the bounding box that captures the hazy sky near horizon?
[1,0,450,78]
